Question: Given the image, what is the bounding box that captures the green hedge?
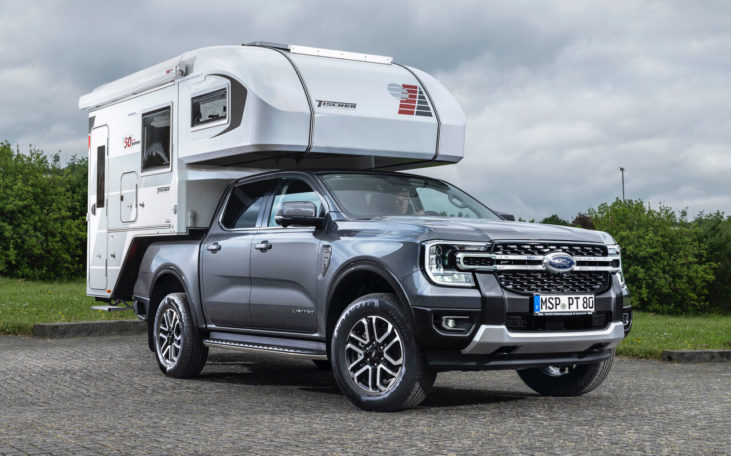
[589,200,717,314]
[0,142,87,280]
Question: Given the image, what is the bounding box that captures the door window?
[220,180,273,229]
[96,145,105,208]
[268,179,323,227]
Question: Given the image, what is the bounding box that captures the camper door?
[88,125,109,290]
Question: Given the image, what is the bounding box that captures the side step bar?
[203,331,327,360]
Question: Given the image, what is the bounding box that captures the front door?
[88,126,109,291]
[199,178,276,328]
[249,178,323,333]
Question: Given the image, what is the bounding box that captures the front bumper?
[461,321,625,355]
[401,269,631,364]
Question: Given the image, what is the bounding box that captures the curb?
[32,320,146,338]
[661,350,731,363]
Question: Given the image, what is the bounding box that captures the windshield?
[319,173,501,220]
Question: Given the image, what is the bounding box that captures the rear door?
[88,126,109,291]
[199,178,277,328]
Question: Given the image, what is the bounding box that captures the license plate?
[533,294,595,315]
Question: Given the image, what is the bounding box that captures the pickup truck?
[132,169,632,411]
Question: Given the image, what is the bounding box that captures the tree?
[571,212,594,230]
[540,214,570,226]
[589,199,715,314]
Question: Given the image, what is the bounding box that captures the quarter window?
[192,89,227,127]
[142,107,171,172]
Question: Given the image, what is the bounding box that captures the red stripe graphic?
[398,84,418,115]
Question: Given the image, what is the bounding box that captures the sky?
[1,0,729,221]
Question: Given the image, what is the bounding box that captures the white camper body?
[79,43,465,299]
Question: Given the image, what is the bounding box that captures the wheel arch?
[325,260,414,347]
[146,266,200,351]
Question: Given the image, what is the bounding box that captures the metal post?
[619,167,625,202]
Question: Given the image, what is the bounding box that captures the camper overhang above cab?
[79,43,465,170]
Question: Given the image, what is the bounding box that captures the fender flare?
[148,265,203,329]
[326,259,415,325]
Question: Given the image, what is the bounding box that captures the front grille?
[495,271,610,295]
[492,243,607,257]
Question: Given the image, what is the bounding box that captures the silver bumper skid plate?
[461,322,625,355]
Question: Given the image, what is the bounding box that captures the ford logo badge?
[543,252,576,274]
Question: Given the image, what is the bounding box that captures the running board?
[203,331,327,359]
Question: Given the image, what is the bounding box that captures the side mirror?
[275,201,323,228]
[496,211,515,221]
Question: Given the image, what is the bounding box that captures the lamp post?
[619,167,625,202]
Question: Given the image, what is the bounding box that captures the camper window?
[141,107,171,172]
[191,89,227,127]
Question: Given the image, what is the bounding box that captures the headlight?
[423,241,489,287]
[606,243,625,286]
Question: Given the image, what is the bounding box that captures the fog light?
[440,316,472,332]
[622,313,630,326]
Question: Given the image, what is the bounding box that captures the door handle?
[205,242,221,253]
[255,241,272,251]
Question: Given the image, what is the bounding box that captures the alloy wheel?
[344,315,404,394]
[157,305,183,369]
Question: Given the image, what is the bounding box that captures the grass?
[0,276,135,335]
[617,311,731,359]
[1,277,729,360]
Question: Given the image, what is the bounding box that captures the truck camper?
[79,42,465,302]
[80,43,631,412]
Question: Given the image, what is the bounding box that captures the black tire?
[517,350,615,396]
[312,359,332,370]
[330,293,436,412]
[153,292,208,378]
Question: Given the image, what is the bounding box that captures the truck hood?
[375,217,613,244]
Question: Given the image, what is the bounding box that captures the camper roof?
[79,44,465,170]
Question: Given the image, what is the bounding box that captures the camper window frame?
[190,85,229,131]
[140,104,173,176]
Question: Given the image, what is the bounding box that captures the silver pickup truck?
[131,169,632,411]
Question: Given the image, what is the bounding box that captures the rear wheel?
[153,292,208,378]
[517,350,615,396]
[330,293,435,412]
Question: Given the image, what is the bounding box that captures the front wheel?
[517,350,615,396]
[153,292,208,378]
[330,293,436,412]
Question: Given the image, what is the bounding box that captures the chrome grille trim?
[455,252,620,272]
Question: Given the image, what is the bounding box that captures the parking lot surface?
[0,334,729,455]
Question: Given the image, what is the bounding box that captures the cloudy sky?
[1,1,729,220]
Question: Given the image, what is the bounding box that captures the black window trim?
[191,87,229,130]
[140,104,173,175]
